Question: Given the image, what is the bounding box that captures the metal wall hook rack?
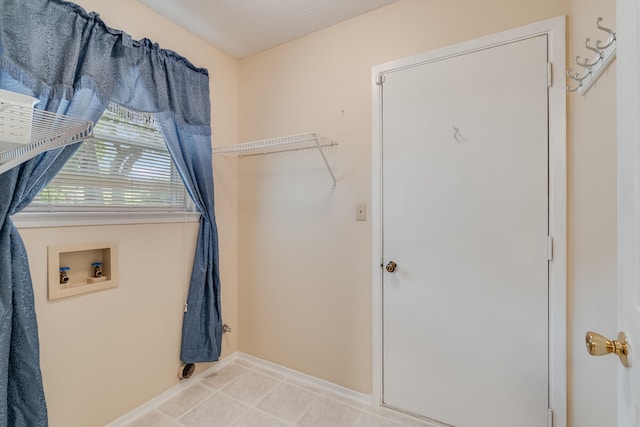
[567,17,617,95]
[212,132,338,187]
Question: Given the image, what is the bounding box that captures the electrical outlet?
[356,203,367,221]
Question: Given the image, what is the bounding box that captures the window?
[29,104,194,213]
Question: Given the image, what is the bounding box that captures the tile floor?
[121,357,441,427]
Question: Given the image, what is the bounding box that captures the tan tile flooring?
[121,357,439,427]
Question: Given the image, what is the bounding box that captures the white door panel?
[382,35,549,427]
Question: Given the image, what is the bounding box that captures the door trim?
[370,16,567,426]
[617,0,640,424]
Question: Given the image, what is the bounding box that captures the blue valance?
[0,0,211,127]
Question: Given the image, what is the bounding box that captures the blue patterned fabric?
[0,82,106,427]
[0,1,221,425]
[0,0,211,127]
[158,115,222,362]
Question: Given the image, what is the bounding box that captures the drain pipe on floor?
[178,323,232,380]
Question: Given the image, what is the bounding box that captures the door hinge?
[547,408,553,427]
[376,74,386,85]
[547,236,554,261]
[547,62,553,87]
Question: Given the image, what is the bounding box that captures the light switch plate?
[356,203,367,221]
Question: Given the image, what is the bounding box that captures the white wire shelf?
[212,132,337,156]
[0,102,94,175]
[212,132,338,186]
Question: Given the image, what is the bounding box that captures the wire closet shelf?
[212,132,338,186]
[0,102,94,175]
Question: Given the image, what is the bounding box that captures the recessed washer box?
[48,242,118,300]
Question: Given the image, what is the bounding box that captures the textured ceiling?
[138,0,400,59]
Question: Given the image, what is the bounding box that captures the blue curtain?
[157,116,222,362]
[0,0,221,424]
[0,81,106,427]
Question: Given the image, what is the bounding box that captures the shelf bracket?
[312,134,337,187]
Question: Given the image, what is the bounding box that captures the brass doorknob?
[385,261,397,273]
[585,331,629,367]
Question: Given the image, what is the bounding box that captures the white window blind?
[30,104,192,212]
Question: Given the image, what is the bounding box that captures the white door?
[617,0,640,424]
[381,35,550,427]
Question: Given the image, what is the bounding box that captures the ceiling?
[138,0,401,59]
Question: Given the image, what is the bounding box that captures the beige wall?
[237,0,617,426]
[16,1,239,426]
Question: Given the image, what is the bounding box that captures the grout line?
[178,390,249,426]
[292,393,320,425]
[245,392,298,426]
[353,410,366,426]
[256,372,322,426]
[200,364,253,392]
[169,389,219,424]
[218,385,278,411]
[215,389,293,426]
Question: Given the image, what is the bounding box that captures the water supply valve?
[91,262,103,278]
[59,266,70,284]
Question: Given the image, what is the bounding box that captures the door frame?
[617,0,639,424]
[371,16,567,426]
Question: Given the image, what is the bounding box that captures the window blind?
[30,105,191,212]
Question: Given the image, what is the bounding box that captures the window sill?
[12,211,201,229]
